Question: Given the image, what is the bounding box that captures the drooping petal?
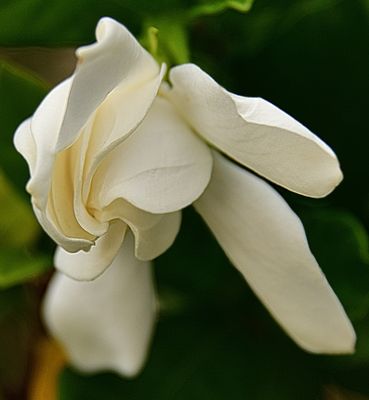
[194,151,355,354]
[43,233,156,377]
[88,97,213,214]
[56,17,161,152]
[94,198,182,261]
[54,219,127,281]
[168,64,342,198]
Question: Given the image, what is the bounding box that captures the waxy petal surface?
[14,18,164,252]
[89,97,213,214]
[194,152,355,353]
[95,199,182,261]
[43,233,156,377]
[56,17,160,152]
[169,64,342,198]
[54,220,127,281]
[13,118,36,177]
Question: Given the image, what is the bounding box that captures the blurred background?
[0,0,368,398]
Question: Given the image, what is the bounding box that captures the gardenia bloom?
[14,17,355,377]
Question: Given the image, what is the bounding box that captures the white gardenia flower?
[14,17,355,377]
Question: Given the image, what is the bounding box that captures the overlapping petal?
[95,198,182,261]
[56,17,160,152]
[13,118,36,177]
[81,64,166,204]
[194,152,355,353]
[168,64,342,198]
[26,78,72,210]
[27,110,98,252]
[14,113,98,252]
[14,17,165,253]
[43,233,156,377]
[48,129,97,243]
[54,219,127,281]
[13,17,354,375]
[32,200,93,253]
[88,97,213,214]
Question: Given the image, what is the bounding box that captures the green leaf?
[189,0,254,18]
[0,61,47,192]
[142,17,190,65]
[0,249,50,288]
[141,26,160,58]
[0,170,40,249]
[0,170,50,288]
[155,19,189,64]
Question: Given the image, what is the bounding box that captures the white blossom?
[14,17,355,377]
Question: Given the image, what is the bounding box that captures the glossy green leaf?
[0,61,47,192]
[189,0,254,18]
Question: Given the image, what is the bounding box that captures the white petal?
[27,18,162,204]
[13,118,36,177]
[70,122,109,238]
[25,79,96,253]
[95,198,182,261]
[132,211,181,261]
[56,17,160,152]
[168,64,342,198]
[32,200,93,253]
[47,132,97,243]
[89,97,213,214]
[194,151,355,353]
[43,232,156,377]
[81,64,166,204]
[26,109,98,252]
[21,18,164,251]
[54,219,127,281]
[26,17,162,212]
[28,78,72,209]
